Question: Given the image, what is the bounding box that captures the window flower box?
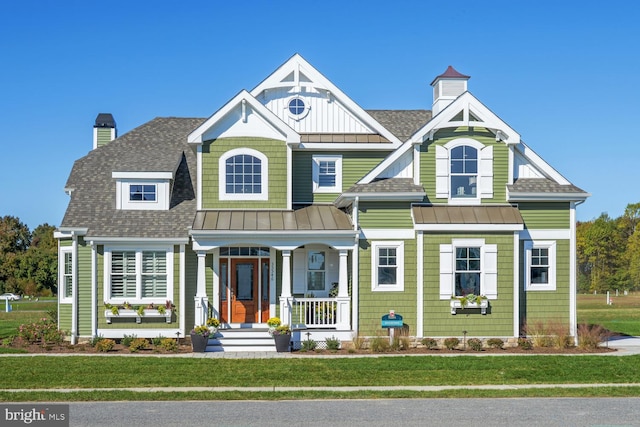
[104,309,173,324]
[450,296,489,315]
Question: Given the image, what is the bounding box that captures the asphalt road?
[67,398,640,426]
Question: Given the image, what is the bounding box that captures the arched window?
[450,145,477,198]
[219,149,268,200]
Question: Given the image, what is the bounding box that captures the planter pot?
[273,334,291,352]
[191,333,209,352]
[208,327,218,336]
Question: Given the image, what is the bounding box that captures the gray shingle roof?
[367,110,432,142]
[61,117,205,238]
[508,178,588,196]
[343,178,425,194]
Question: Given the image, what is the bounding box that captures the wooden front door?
[220,258,269,323]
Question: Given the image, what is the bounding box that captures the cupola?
[431,66,470,116]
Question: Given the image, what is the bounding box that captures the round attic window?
[288,97,306,116]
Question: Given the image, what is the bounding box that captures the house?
[56,54,589,351]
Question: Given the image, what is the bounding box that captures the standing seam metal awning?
[192,205,353,231]
[412,205,524,230]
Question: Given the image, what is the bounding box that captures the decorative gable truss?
[250,54,403,148]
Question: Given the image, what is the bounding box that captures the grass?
[577,293,640,336]
[0,299,56,339]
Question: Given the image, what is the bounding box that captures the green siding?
[96,128,112,148]
[420,127,509,204]
[77,239,92,336]
[358,238,417,335]
[292,151,390,203]
[422,233,515,337]
[58,304,72,334]
[183,248,197,334]
[358,202,414,229]
[521,240,571,326]
[519,202,570,229]
[201,137,288,209]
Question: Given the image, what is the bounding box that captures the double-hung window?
[371,241,404,291]
[454,247,481,296]
[312,155,342,193]
[307,250,326,291]
[525,241,556,291]
[450,145,477,198]
[107,248,171,302]
[439,239,498,299]
[59,248,73,301]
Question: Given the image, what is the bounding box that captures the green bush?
[487,338,504,349]
[159,338,178,352]
[443,337,460,350]
[151,336,165,347]
[17,318,64,345]
[325,336,341,351]
[421,337,438,350]
[95,339,115,352]
[518,337,533,350]
[370,336,390,353]
[121,334,136,347]
[467,338,483,351]
[301,339,317,352]
[89,335,104,347]
[128,338,148,353]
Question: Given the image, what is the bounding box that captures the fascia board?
[190,230,356,239]
[298,143,399,151]
[514,142,572,185]
[250,54,403,147]
[56,227,88,236]
[508,192,590,202]
[112,171,174,180]
[187,90,300,144]
[414,224,524,232]
[84,237,189,245]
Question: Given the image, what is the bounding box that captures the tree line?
[0,216,57,297]
[577,203,640,293]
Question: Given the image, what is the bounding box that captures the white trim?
[519,229,571,240]
[416,231,424,337]
[312,155,342,193]
[360,229,415,240]
[218,148,269,201]
[415,224,523,232]
[91,241,97,338]
[298,143,397,151]
[197,146,203,210]
[96,329,182,339]
[371,241,405,292]
[287,145,292,209]
[570,202,578,340]
[103,246,174,304]
[112,171,173,179]
[86,237,189,244]
[513,141,570,185]
[58,247,73,304]
[513,232,520,337]
[71,234,78,344]
[179,245,186,336]
[524,240,556,291]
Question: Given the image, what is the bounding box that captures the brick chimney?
[93,113,117,149]
[431,66,470,116]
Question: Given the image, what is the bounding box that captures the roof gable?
[250,54,402,147]
[187,90,299,144]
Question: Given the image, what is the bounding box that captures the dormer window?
[450,146,477,198]
[113,172,172,211]
[129,184,156,202]
[219,148,268,201]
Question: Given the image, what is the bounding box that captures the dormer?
[112,171,173,211]
[431,66,470,116]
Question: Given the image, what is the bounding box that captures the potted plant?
[206,317,220,335]
[190,325,210,352]
[267,317,281,336]
[272,324,291,352]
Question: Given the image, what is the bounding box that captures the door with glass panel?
[220,258,269,323]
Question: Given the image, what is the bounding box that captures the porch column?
[336,249,351,330]
[194,251,208,327]
[279,250,292,325]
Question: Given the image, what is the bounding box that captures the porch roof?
[192,205,353,232]
[412,205,524,231]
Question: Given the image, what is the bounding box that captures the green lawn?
[0,298,56,339]
[577,293,640,336]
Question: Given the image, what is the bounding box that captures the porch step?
[205,328,278,352]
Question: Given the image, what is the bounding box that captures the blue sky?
[1,1,638,230]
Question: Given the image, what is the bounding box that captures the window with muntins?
[225,154,262,194]
[525,241,556,291]
[371,241,404,291]
[129,184,156,202]
[312,155,342,193]
[454,247,481,296]
[531,248,549,284]
[450,146,477,198]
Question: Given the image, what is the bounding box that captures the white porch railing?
[291,298,338,328]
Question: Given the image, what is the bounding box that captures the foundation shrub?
[370,336,390,353]
[518,337,533,350]
[301,339,317,352]
[95,338,115,352]
[444,337,460,350]
[487,338,504,349]
[128,338,148,352]
[421,337,438,350]
[325,336,341,351]
[121,334,136,347]
[577,323,611,349]
[467,338,483,351]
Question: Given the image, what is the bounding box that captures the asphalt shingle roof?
[507,178,588,195]
[366,110,432,142]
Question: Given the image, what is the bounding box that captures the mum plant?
[191,325,211,338]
